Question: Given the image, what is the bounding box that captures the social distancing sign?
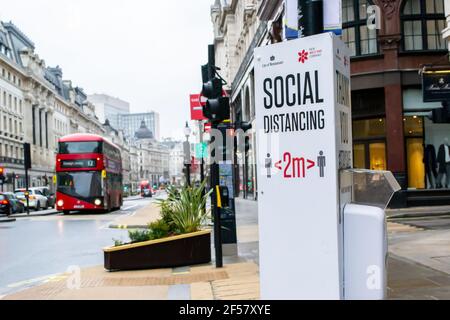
[255,33,352,299]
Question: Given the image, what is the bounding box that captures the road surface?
[0,196,153,296]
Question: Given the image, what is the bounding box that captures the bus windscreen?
[59,142,102,154]
[57,171,102,199]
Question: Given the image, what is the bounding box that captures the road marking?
[7,274,59,288]
[122,204,139,211]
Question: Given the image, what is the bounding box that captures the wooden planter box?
[103,230,211,271]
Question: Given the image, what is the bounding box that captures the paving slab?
[109,202,161,229]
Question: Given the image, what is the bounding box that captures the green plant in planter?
[148,219,171,239]
[169,180,212,234]
[156,181,211,234]
[128,229,152,243]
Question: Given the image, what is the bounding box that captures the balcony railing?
[0,157,25,165]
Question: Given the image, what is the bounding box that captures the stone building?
[0,21,104,192]
[103,120,131,192]
[134,120,170,187]
[211,0,263,199]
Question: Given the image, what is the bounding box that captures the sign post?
[254,33,352,299]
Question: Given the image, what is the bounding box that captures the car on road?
[14,189,49,211]
[2,192,25,214]
[139,181,153,198]
[31,187,55,208]
[0,193,14,216]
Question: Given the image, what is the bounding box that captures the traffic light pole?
[211,123,223,268]
[25,165,29,215]
[24,143,31,216]
[198,120,206,215]
[202,44,225,268]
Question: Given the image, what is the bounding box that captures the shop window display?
[404,115,450,190]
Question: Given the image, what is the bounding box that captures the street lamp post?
[184,122,192,187]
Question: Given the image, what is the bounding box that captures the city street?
[1,0,450,304]
[0,197,153,297]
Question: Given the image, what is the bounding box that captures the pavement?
[387,205,450,219]
[2,198,450,300]
[109,201,161,229]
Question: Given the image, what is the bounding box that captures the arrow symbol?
[307,160,315,169]
[275,160,282,170]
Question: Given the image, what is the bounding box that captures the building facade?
[161,138,186,186]
[212,0,450,206]
[211,0,264,200]
[88,93,130,128]
[117,112,161,142]
[0,21,105,192]
[134,121,169,187]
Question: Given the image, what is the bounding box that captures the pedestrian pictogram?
[317,151,326,178]
[265,154,272,178]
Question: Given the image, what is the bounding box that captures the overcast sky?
[0,0,214,139]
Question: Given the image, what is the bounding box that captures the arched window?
[401,0,446,51]
[342,0,378,56]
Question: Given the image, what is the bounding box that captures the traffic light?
[0,167,5,183]
[201,77,230,123]
[201,46,230,124]
[24,143,32,169]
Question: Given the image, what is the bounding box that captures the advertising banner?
[284,0,299,40]
[323,0,342,35]
[254,33,352,299]
[190,94,207,121]
[422,70,450,102]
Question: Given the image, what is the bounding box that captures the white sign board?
[254,33,352,299]
[324,0,342,35]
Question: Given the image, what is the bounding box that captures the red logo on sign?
[298,50,309,64]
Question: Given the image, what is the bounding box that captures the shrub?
[169,180,211,234]
[128,229,152,243]
[113,238,124,247]
[148,219,171,240]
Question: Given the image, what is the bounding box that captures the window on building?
[342,0,378,56]
[402,0,446,51]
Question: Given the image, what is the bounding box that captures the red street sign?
[190,94,207,121]
[204,123,212,133]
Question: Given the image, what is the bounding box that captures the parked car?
[14,189,49,211]
[0,193,13,216]
[31,187,55,208]
[2,192,25,214]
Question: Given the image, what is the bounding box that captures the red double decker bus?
[55,134,123,214]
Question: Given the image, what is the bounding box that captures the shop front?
[352,88,388,172]
[351,87,450,206]
[403,88,450,195]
